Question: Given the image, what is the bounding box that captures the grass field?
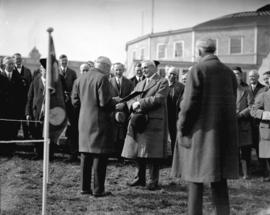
[0,154,270,215]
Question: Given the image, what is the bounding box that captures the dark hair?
[232,66,242,73]
[12,53,21,58]
[59,54,67,59]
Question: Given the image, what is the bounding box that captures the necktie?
[8,73,12,80]
[116,79,121,91]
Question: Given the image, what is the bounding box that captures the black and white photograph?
[0,0,270,214]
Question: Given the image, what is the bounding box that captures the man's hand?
[177,132,192,149]
[115,102,126,110]
[262,111,270,120]
[26,115,31,121]
[132,101,141,111]
[112,96,122,103]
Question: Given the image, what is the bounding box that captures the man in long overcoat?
[121,60,169,190]
[72,56,115,197]
[172,39,239,215]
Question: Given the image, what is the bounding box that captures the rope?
[0,118,43,123]
[0,139,45,144]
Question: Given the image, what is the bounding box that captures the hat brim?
[40,58,47,69]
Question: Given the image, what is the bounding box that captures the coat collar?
[199,54,219,63]
[137,72,161,93]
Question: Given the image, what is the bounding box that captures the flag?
[44,33,67,143]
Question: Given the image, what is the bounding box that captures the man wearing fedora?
[121,60,169,190]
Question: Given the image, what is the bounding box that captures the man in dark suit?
[166,67,184,155]
[0,56,24,155]
[110,63,134,157]
[72,56,116,197]
[25,63,46,159]
[248,69,267,172]
[121,60,169,190]
[129,62,144,87]
[13,53,32,139]
[58,54,78,162]
[174,39,239,215]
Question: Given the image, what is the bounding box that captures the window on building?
[140,48,145,60]
[157,44,167,59]
[230,37,242,54]
[132,51,136,60]
[174,41,184,58]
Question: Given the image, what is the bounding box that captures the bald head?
[167,67,178,84]
[248,70,259,85]
[141,60,157,78]
[94,56,112,74]
[196,39,216,57]
[80,63,90,74]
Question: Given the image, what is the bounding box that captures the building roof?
[126,4,270,48]
[125,27,192,50]
[193,4,270,30]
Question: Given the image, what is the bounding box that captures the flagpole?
[42,27,53,215]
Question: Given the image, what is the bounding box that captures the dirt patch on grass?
[0,156,270,214]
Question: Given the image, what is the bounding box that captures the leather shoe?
[127,180,146,187]
[80,190,92,195]
[93,191,112,197]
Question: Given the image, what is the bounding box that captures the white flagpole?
[42,27,53,215]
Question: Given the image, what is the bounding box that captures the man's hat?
[114,111,127,124]
[130,112,148,133]
[153,60,160,67]
[40,58,47,69]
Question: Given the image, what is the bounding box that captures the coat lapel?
[237,86,245,103]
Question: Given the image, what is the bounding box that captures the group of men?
[0,54,79,161]
[1,37,270,214]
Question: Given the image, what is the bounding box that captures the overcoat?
[172,54,239,182]
[72,68,115,154]
[250,88,270,158]
[121,73,169,159]
[236,84,252,147]
[25,74,45,121]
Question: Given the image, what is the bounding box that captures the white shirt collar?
[5,70,12,78]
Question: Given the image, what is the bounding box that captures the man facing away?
[121,60,169,190]
[72,56,116,197]
[173,39,239,215]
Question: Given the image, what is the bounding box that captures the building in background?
[126,4,270,80]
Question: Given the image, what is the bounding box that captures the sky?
[0,0,269,63]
